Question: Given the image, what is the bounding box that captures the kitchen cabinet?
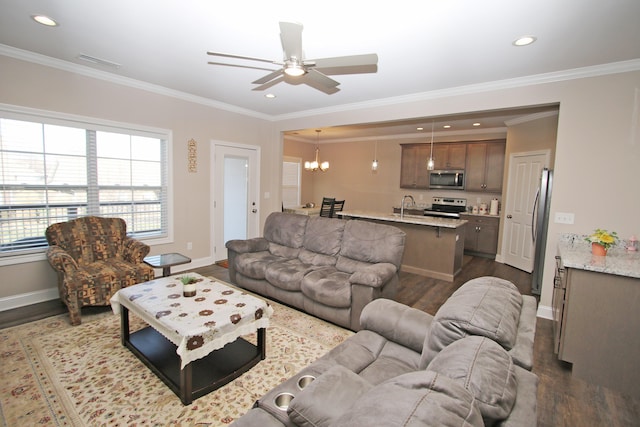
[433,143,466,170]
[553,249,640,398]
[465,141,505,192]
[400,144,430,189]
[460,214,499,257]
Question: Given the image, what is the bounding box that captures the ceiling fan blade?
[308,53,378,69]
[207,51,279,65]
[305,69,340,88]
[252,69,284,85]
[207,61,277,72]
[252,76,285,91]
[302,77,341,95]
[279,22,303,60]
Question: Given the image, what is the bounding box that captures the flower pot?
[591,242,607,256]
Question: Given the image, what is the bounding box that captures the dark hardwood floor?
[1,257,638,426]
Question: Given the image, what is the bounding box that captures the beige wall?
[2,52,640,317]
[0,55,273,301]
[276,71,640,313]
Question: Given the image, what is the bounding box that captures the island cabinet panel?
[400,144,431,189]
[554,260,640,398]
[460,214,499,257]
[432,143,467,170]
[465,141,505,192]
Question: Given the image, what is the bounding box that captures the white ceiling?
[1,0,639,140]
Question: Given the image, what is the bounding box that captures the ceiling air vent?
[77,54,121,69]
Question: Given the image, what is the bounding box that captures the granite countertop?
[339,210,467,229]
[459,212,501,218]
[557,234,640,279]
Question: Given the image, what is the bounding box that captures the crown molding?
[0,44,272,121]
[2,43,639,123]
[504,110,559,126]
[273,59,640,121]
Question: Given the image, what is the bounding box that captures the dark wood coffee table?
[111,273,272,405]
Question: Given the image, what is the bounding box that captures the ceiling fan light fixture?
[284,59,305,77]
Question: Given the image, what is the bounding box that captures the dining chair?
[330,200,345,218]
[319,197,335,217]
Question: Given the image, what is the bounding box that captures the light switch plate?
[554,212,575,224]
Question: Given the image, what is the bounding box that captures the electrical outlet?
[554,212,575,224]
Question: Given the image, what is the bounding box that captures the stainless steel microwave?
[429,170,465,190]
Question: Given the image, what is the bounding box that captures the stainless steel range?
[424,197,467,218]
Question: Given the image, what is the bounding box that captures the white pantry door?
[502,150,549,272]
[212,142,260,262]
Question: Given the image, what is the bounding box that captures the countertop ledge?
[339,210,467,229]
[558,233,640,279]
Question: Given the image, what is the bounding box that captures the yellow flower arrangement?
[585,228,618,250]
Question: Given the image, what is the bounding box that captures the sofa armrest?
[349,263,396,288]
[46,246,79,274]
[122,237,151,264]
[508,295,538,370]
[226,237,269,254]
[359,299,432,354]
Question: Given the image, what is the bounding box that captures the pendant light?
[427,121,435,171]
[372,141,379,172]
[304,130,329,172]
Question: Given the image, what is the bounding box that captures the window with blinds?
[0,108,170,259]
[282,157,301,208]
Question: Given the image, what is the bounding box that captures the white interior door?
[212,142,260,262]
[502,151,549,272]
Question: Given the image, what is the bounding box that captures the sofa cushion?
[427,336,517,424]
[265,259,316,292]
[421,276,523,367]
[263,212,308,248]
[333,370,484,427]
[302,216,346,256]
[234,251,284,280]
[301,267,351,308]
[269,242,301,259]
[339,220,405,269]
[298,248,338,267]
[287,365,373,427]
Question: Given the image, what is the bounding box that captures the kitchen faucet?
[400,195,416,219]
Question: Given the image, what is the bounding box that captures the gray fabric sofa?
[231,276,539,427]
[225,212,406,331]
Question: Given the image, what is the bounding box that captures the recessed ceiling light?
[513,35,536,46]
[265,93,276,99]
[32,15,58,26]
[443,125,451,129]
[473,122,481,127]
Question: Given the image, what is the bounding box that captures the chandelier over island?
[305,129,329,172]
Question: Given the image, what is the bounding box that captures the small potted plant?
[585,228,618,256]
[180,275,198,297]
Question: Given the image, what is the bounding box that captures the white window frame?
[0,103,173,266]
[282,156,301,209]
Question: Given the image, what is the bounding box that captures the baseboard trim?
[0,287,60,312]
[537,304,553,320]
[0,256,216,312]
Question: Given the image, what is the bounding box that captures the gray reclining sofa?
[225,212,406,331]
[232,276,539,427]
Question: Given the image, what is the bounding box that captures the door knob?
[507,214,512,219]
[251,209,257,213]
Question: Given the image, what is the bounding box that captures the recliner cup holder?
[274,392,295,410]
[297,375,316,390]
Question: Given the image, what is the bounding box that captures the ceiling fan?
[207,22,378,94]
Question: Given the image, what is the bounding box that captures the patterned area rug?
[0,295,353,426]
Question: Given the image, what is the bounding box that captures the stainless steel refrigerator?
[531,168,553,295]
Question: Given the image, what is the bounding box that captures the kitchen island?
[338,210,467,281]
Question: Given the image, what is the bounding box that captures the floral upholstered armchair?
[45,216,155,325]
